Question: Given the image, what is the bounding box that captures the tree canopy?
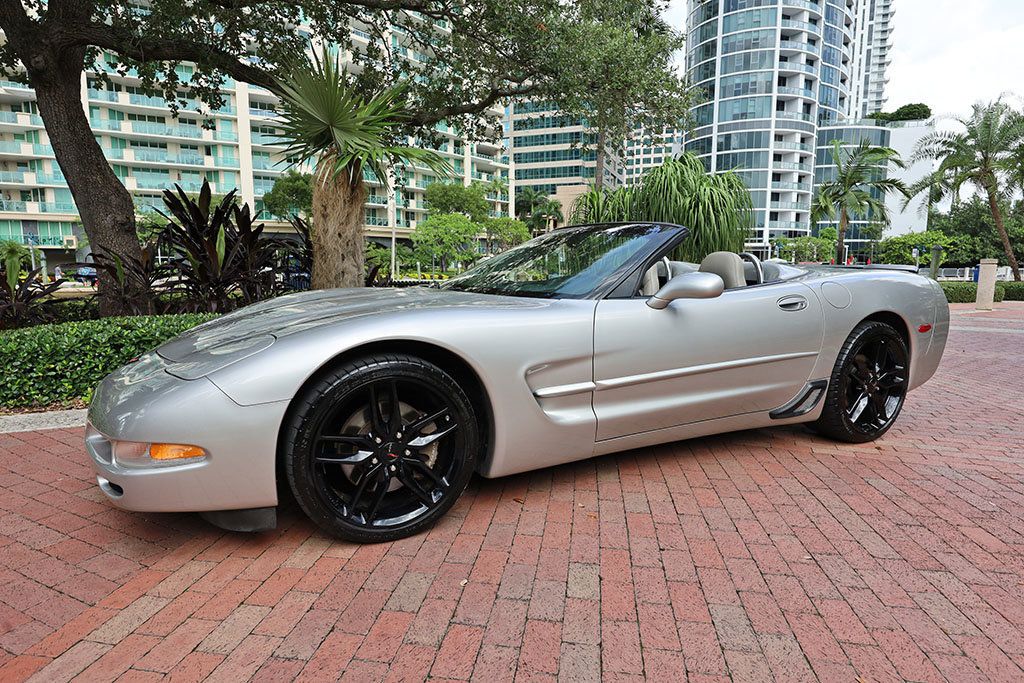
[424,182,490,223]
[262,171,314,220]
[411,213,481,271]
[869,103,933,123]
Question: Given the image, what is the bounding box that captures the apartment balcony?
[777,61,817,76]
[0,110,43,130]
[775,111,813,122]
[0,199,76,215]
[777,87,816,100]
[780,20,820,34]
[774,141,814,153]
[773,161,812,172]
[770,201,810,211]
[771,181,812,192]
[779,40,821,55]
[782,0,824,15]
[768,221,809,230]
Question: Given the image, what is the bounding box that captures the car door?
[592,281,824,441]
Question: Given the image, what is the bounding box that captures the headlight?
[164,335,275,380]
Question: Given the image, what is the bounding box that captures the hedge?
[939,282,1006,304]
[1002,281,1024,301]
[0,314,216,409]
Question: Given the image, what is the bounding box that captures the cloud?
[867,0,1023,117]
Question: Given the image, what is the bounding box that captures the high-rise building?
[849,0,894,118]
[507,102,624,217]
[624,124,680,186]
[0,38,510,269]
[682,0,921,258]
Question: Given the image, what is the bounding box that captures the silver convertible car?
[86,223,949,542]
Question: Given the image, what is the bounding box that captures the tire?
[813,321,910,443]
[283,354,480,543]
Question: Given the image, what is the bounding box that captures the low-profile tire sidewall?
[814,321,909,444]
[284,354,480,543]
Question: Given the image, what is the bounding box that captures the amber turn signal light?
[149,443,206,461]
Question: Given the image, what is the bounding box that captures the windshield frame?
[440,222,688,300]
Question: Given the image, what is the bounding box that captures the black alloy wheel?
[284,354,479,542]
[814,321,910,443]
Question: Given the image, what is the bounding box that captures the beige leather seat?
[699,252,746,289]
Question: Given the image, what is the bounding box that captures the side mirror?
[647,272,724,309]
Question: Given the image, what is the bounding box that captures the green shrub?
[49,297,100,324]
[1001,281,1024,301]
[0,314,216,409]
[940,281,1006,304]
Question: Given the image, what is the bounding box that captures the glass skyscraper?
[684,0,902,256]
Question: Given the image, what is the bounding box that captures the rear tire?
[813,321,909,443]
[283,354,480,543]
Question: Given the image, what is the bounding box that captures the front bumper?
[86,352,289,513]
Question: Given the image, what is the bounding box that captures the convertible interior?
[638,251,799,296]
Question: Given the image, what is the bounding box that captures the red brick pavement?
[1,302,1024,682]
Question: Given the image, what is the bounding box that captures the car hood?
[157,287,545,361]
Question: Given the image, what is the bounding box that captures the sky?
[663,0,1024,119]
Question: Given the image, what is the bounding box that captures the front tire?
[283,354,480,543]
[813,321,910,443]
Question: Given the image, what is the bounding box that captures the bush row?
[939,282,1006,304]
[0,314,216,409]
[1002,281,1024,301]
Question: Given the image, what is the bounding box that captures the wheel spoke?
[365,475,390,523]
[406,458,447,489]
[368,384,389,436]
[877,371,907,390]
[318,434,373,448]
[873,340,888,372]
[387,381,402,432]
[316,449,374,465]
[407,422,458,449]
[848,392,870,422]
[406,407,450,436]
[349,464,381,514]
[871,392,889,422]
[396,466,437,507]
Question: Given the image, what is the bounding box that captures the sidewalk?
[1,305,1023,681]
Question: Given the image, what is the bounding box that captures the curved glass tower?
[685,0,858,255]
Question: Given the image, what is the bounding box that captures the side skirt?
[769,380,829,420]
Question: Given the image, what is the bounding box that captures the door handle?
[777,295,808,312]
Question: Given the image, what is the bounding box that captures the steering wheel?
[739,252,763,285]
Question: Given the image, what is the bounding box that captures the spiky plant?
[811,140,909,265]
[273,52,451,289]
[908,99,1024,280]
[569,154,751,262]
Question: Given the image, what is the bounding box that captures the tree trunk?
[594,128,607,191]
[26,45,143,315]
[835,209,848,265]
[312,165,367,289]
[985,186,1022,281]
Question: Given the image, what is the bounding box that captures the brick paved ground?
[2,303,1024,682]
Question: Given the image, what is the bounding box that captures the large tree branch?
[59,21,280,90]
[0,0,36,52]
[408,81,540,127]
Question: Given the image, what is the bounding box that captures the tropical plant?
[159,181,289,312]
[811,139,909,264]
[515,187,548,220]
[526,199,564,235]
[875,230,954,268]
[909,99,1024,280]
[91,245,166,316]
[570,154,752,262]
[263,170,314,219]
[274,53,451,289]
[0,267,64,330]
[411,214,481,272]
[772,235,836,263]
[929,197,1024,266]
[485,217,531,253]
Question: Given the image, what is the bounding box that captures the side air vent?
[770,380,828,420]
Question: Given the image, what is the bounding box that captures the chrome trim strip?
[533,381,598,399]
[533,351,819,398]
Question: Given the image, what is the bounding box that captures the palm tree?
[910,99,1024,280]
[273,53,450,288]
[811,139,909,265]
[515,187,546,220]
[569,154,752,262]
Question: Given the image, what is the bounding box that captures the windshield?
[441,223,677,299]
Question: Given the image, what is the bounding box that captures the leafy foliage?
[424,182,490,223]
[771,236,836,263]
[0,314,216,409]
[875,231,954,267]
[929,197,1024,266]
[485,218,531,253]
[263,171,313,219]
[570,154,752,262]
[159,180,289,312]
[909,98,1024,280]
[0,268,64,331]
[411,214,481,271]
[1002,282,1024,301]
[939,282,1006,304]
[869,103,932,123]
